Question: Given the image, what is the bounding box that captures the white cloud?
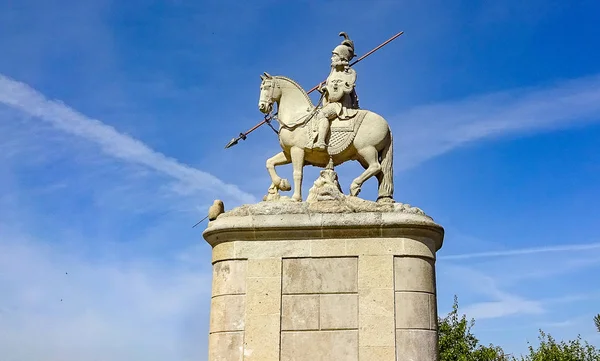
[439,242,600,260]
[439,264,547,320]
[0,229,211,361]
[0,74,256,206]
[395,74,600,170]
[461,298,545,320]
[438,244,600,321]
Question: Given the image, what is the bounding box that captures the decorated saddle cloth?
[308,109,367,155]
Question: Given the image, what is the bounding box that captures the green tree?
[516,329,600,361]
[437,297,600,360]
[438,295,510,361]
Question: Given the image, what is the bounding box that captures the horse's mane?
[273,76,314,108]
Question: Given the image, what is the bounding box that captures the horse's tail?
[378,127,394,202]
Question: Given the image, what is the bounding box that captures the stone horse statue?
[258,72,394,203]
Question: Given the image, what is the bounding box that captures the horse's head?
[258,72,281,114]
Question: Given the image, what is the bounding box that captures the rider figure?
[314,32,360,151]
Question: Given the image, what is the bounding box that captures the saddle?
[308,109,367,155]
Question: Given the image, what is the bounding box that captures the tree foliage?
[517,330,600,361]
[438,295,510,361]
[438,296,600,361]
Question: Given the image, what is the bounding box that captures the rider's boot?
[314,117,329,150]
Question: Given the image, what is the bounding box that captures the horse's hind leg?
[290,146,305,201]
[350,146,381,197]
[266,152,292,191]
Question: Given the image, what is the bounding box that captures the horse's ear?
[263,72,272,78]
[260,74,265,81]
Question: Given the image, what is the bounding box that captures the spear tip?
[225,138,238,149]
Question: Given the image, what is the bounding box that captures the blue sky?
[1,0,599,359]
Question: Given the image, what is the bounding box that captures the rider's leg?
[315,117,330,150]
[314,104,339,150]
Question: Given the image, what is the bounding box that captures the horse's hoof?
[280,179,291,191]
[350,182,361,196]
[292,194,302,202]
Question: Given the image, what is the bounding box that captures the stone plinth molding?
[203,202,444,361]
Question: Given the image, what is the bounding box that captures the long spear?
[225,31,404,149]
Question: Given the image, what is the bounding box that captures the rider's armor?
[314,33,360,151]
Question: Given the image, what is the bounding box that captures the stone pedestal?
[202,201,444,361]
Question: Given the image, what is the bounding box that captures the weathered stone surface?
[203,205,444,361]
[212,242,235,264]
[243,314,280,361]
[359,288,395,317]
[394,257,436,293]
[235,240,311,259]
[356,255,396,352]
[358,255,394,289]
[281,295,320,331]
[395,235,436,259]
[395,291,435,330]
[429,293,438,330]
[359,314,396,347]
[307,169,345,203]
[282,257,358,294]
[215,198,431,218]
[396,329,439,361]
[247,258,282,278]
[360,346,396,361]
[210,295,245,333]
[203,203,444,253]
[310,239,347,257]
[320,294,358,330]
[208,332,244,361]
[212,260,247,296]
[242,258,282,360]
[245,276,281,316]
[280,330,359,361]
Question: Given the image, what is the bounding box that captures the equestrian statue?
[256,32,396,204]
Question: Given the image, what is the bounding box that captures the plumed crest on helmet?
[339,32,355,53]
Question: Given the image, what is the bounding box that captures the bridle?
[261,78,278,111]
[261,77,326,131]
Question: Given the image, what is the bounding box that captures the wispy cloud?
[439,242,600,260]
[0,74,256,206]
[395,74,600,169]
[0,228,210,361]
[461,298,545,320]
[438,242,600,322]
[440,264,545,320]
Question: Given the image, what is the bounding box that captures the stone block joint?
[203,203,444,361]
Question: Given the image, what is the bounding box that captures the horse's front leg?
[290,146,305,201]
[266,151,292,191]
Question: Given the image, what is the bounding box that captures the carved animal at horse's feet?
[263,183,280,201]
